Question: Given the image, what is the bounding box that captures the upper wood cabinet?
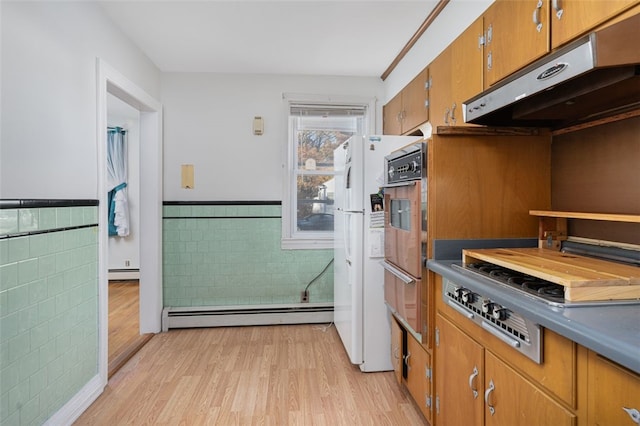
[429,16,484,128]
[383,67,429,135]
[483,0,550,88]
[427,47,452,129]
[383,92,403,135]
[550,0,638,48]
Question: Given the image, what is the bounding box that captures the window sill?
[281,237,333,250]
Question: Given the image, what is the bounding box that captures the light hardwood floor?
[76,324,427,425]
[108,281,153,378]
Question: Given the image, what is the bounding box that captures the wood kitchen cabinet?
[406,331,432,423]
[587,350,640,425]
[482,0,639,87]
[390,314,433,423]
[429,16,484,128]
[435,314,576,426]
[434,313,484,426]
[550,0,638,48]
[434,273,579,424]
[427,47,452,129]
[390,315,403,385]
[383,67,429,135]
[483,0,550,88]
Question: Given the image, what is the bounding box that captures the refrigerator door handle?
[380,261,415,284]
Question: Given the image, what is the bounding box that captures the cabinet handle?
[487,51,492,71]
[450,103,457,125]
[404,351,412,371]
[444,108,450,125]
[552,0,563,19]
[622,407,640,425]
[484,379,496,416]
[468,366,479,399]
[532,0,544,32]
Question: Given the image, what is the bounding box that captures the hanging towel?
[108,182,129,236]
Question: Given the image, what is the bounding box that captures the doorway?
[97,59,163,385]
[105,94,152,377]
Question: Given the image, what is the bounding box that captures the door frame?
[96,58,163,384]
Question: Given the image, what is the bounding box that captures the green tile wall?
[163,204,333,307]
[0,206,98,425]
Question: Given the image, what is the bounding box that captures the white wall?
[161,73,384,201]
[107,94,141,270]
[383,0,494,102]
[0,1,161,199]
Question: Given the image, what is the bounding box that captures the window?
[282,96,373,249]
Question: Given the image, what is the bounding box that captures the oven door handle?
[381,181,417,189]
[380,261,415,284]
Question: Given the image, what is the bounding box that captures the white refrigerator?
[333,134,420,372]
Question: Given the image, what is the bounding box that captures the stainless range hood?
[464,13,640,128]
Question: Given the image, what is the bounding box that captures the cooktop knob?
[482,300,493,314]
[492,306,507,321]
[461,290,476,303]
[453,287,465,298]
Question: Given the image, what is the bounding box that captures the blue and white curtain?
[107,127,130,237]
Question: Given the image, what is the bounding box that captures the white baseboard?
[44,374,105,426]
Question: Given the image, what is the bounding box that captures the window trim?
[281,93,376,250]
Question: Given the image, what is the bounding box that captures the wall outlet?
[125,260,130,267]
[300,290,309,303]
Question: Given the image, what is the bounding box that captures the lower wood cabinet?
[390,314,432,423]
[588,350,640,425]
[391,315,403,385]
[406,331,432,422]
[435,313,576,426]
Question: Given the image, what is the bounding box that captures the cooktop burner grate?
[465,262,566,304]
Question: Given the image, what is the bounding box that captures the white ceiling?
[98,0,440,77]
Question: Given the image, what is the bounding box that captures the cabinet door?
[390,315,403,385]
[406,333,432,422]
[402,67,429,132]
[451,16,484,126]
[484,0,550,87]
[435,314,484,426]
[588,351,640,426]
[484,351,576,426]
[551,0,637,48]
[427,47,452,129]
[383,92,403,135]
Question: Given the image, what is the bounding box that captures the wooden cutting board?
[462,247,640,301]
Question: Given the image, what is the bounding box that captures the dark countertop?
[428,259,640,374]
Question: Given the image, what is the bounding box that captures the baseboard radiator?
[162,303,334,331]
[108,269,140,281]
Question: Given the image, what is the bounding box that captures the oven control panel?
[386,150,424,184]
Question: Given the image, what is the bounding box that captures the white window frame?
[282,93,376,249]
